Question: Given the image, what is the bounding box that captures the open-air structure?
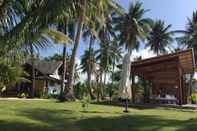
[131,49,195,105]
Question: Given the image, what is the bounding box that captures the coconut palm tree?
[114,1,152,103]
[80,48,96,99]
[1,0,75,97]
[67,0,122,99]
[177,11,197,59]
[114,2,151,53]
[146,20,173,56]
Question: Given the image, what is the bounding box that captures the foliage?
[146,20,174,55]
[74,82,88,99]
[192,93,197,104]
[176,11,197,59]
[81,48,96,75]
[0,59,28,89]
[106,82,119,100]
[114,1,152,52]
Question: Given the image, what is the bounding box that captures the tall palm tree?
[80,19,98,99]
[114,2,151,53]
[110,39,122,85]
[146,20,173,56]
[57,19,75,101]
[80,48,96,99]
[177,11,197,59]
[114,2,151,103]
[67,0,121,99]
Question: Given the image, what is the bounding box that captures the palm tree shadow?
[1,108,197,131]
[75,115,197,131]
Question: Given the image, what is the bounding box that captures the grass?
[0,100,197,131]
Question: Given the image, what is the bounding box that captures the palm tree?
[0,0,75,54]
[146,20,173,56]
[114,2,151,103]
[80,48,96,99]
[1,0,75,97]
[110,40,122,100]
[80,19,98,99]
[114,2,151,53]
[96,40,121,99]
[67,0,121,99]
[177,11,197,59]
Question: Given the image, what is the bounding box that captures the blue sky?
[39,0,197,58]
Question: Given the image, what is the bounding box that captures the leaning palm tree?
[21,28,72,97]
[114,2,152,103]
[1,0,74,97]
[67,0,122,99]
[146,20,173,56]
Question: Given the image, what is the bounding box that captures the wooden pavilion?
[131,49,195,105]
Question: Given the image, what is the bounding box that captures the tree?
[146,20,173,56]
[0,0,73,97]
[81,48,96,99]
[114,2,151,103]
[67,0,121,99]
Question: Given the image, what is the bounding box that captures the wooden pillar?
[178,66,183,105]
[131,75,135,103]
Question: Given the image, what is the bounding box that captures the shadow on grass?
[1,107,197,131]
[91,101,159,110]
[92,101,197,112]
[75,115,197,131]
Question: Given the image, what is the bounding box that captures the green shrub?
[192,93,197,104]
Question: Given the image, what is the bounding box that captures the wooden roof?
[131,49,195,85]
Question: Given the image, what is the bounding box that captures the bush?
[192,93,197,104]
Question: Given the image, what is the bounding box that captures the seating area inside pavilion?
[131,49,195,105]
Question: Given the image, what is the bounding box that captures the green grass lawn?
[0,100,197,131]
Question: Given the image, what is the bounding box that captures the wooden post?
[131,75,135,103]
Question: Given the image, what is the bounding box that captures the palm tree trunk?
[99,70,103,100]
[110,61,115,101]
[67,0,86,99]
[59,46,66,100]
[30,44,35,98]
[59,22,68,101]
[87,36,95,99]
